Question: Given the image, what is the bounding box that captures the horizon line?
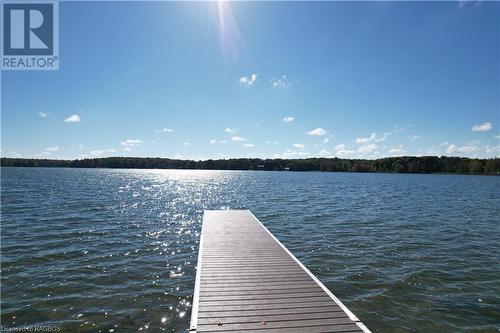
[1,155,499,162]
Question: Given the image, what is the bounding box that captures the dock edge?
[189,209,372,333]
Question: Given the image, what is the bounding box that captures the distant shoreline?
[1,156,499,175]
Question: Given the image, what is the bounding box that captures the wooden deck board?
[190,210,371,333]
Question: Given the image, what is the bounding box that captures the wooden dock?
[190,210,371,333]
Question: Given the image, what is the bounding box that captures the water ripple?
[1,168,499,332]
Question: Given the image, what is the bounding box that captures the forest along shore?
[1,156,499,174]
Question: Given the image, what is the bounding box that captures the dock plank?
[190,210,370,333]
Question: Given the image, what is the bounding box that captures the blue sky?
[1,1,499,160]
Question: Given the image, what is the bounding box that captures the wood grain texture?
[190,210,370,333]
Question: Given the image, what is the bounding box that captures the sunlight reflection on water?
[1,168,499,332]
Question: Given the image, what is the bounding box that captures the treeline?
[1,156,499,174]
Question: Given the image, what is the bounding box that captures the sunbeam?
[217,0,245,60]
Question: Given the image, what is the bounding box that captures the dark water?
[1,168,499,333]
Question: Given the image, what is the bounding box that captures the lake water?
[1,167,499,332]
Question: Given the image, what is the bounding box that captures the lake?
[1,167,499,332]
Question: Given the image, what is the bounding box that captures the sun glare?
[216,0,244,60]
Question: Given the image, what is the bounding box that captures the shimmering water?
[1,167,499,332]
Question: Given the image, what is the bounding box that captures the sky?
[1,1,499,160]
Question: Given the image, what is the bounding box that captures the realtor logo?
[2,0,59,70]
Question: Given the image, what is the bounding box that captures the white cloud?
[384,125,411,136]
[332,142,383,157]
[89,147,115,156]
[318,150,332,157]
[468,140,481,146]
[183,142,191,146]
[225,128,237,133]
[335,144,346,151]
[458,0,484,9]
[307,128,327,136]
[120,139,142,152]
[355,133,376,144]
[410,135,419,141]
[388,145,406,155]
[336,149,356,157]
[282,116,294,123]
[356,128,406,145]
[446,144,479,154]
[243,143,255,148]
[89,148,116,155]
[239,74,257,87]
[8,152,23,158]
[472,122,493,132]
[121,139,142,146]
[37,112,50,118]
[270,75,293,88]
[157,128,174,133]
[45,146,59,152]
[231,136,247,141]
[275,149,310,158]
[323,138,329,144]
[358,143,378,153]
[64,114,80,123]
[311,141,390,158]
[210,139,217,144]
[293,143,305,149]
[427,143,448,156]
[89,150,104,156]
[266,140,278,144]
[494,135,500,139]
[485,145,500,154]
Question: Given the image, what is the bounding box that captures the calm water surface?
[1,168,499,332]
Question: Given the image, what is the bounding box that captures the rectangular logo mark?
[1,0,59,70]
